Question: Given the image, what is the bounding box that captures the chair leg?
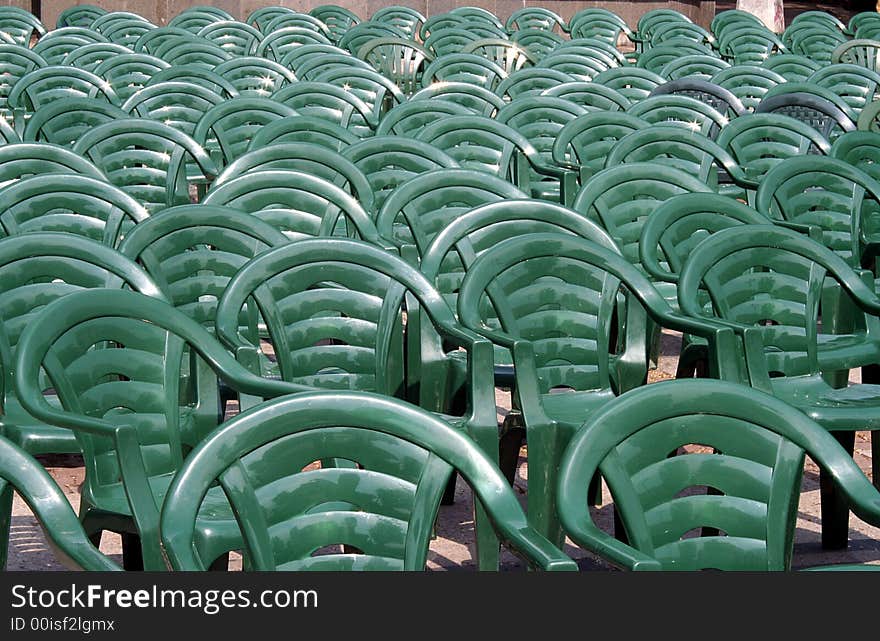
[524,424,565,548]
[498,424,525,486]
[121,532,144,571]
[819,431,856,550]
[0,483,12,571]
[467,421,502,570]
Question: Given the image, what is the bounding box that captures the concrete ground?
[5,330,879,571]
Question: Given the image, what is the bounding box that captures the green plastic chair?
[419,13,466,40]
[422,27,481,57]
[247,6,295,32]
[762,53,822,81]
[168,6,232,34]
[711,8,763,40]
[0,173,148,245]
[272,81,378,137]
[309,5,360,43]
[833,39,880,71]
[286,49,372,80]
[197,20,261,57]
[605,124,757,194]
[192,97,297,167]
[626,94,729,139]
[248,114,358,152]
[450,6,504,31]
[122,81,225,137]
[651,20,716,49]
[202,169,381,243]
[557,378,880,571]
[213,237,505,567]
[422,53,508,91]
[146,64,238,99]
[312,66,404,121]
[31,31,103,66]
[809,64,880,115]
[370,6,425,39]
[375,168,527,255]
[508,29,564,61]
[637,43,714,74]
[462,39,536,74]
[213,142,374,214]
[831,130,880,182]
[72,118,219,213]
[0,233,163,458]
[416,114,574,204]
[118,203,290,433]
[538,52,611,82]
[712,64,785,112]
[788,26,848,64]
[591,67,666,104]
[357,37,434,97]
[568,12,632,48]
[716,113,831,203]
[790,10,846,32]
[756,89,856,143]
[61,42,133,72]
[0,141,107,187]
[457,232,739,544]
[261,12,331,39]
[632,8,691,52]
[0,434,120,571]
[22,97,127,148]
[56,4,105,29]
[160,390,575,571]
[0,43,45,118]
[337,22,404,55]
[858,99,880,132]
[496,67,573,100]
[13,285,313,570]
[541,82,632,113]
[255,26,333,61]
[677,225,880,549]
[93,53,169,102]
[718,25,787,65]
[342,136,458,211]
[660,55,730,81]
[92,13,154,49]
[409,82,504,117]
[212,57,296,97]
[505,7,565,34]
[8,66,120,134]
[650,78,746,120]
[154,38,232,69]
[132,26,194,56]
[375,100,472,138]
[848,11,880,37]
[552,111,648,185]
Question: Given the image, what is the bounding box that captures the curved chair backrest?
[422,52,507,91]
[375,100,471,138]
[506,7,565,33]
[370,6,425,39]
[552,112,649,180]
[117,203,288,332]
[556,379,850,571]
[410,81,504,117]
[214,238,456,395]
[214,142,374,213]
[756,90,856,141]
[0,141,106,186]
[572,162,714,265]
[192,97,297,167]
[61,42,133,72]
[542,82,632,113]
[8,66,120,114]
[712,64,785,112]
[202,169,379,242]
[309,5,360,43]
[591,67,667,104]
[833,39,880,71]
[56,4,104,28]
[272,80,377,136]
[0,174,148,245]
[147,64,238,98]
[22,97,127,147]
[660,54,729,81]
[651,77,746,118]
[755,155,880,265]
[337,22,404,55]
[343,136,459,211]
[831,130,880,182]
[0,434,120,571]
[197,20,261,57]
[809,63,880,114]
[256,26,333,61]
[762,53,821,81]
[160,390,567,571]
[376,168,527,253]
[122,81,226,136]
[248,114,359,152]
[461,38,536,74]
[213,57,297,96]
[73,118,218,214]
[357,37,434,97]
[626,94,729,139]
[715,112,831,179]
[496,67,573,100]
[638,192,772,284]
[92,53,169,102]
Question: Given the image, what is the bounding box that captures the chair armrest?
[563,520,662,571]
[503,526,578,571]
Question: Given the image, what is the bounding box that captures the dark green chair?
[552,112,648,185]
[558,379,880,571]
[160,391,575,571]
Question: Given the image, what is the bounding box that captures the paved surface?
[6,331,879,571]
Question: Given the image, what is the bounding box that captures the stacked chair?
[1,4,880,574]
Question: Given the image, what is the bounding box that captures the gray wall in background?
[7,0,716,31]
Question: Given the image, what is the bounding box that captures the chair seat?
[0,398,80,455]
[771,375,880,430]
